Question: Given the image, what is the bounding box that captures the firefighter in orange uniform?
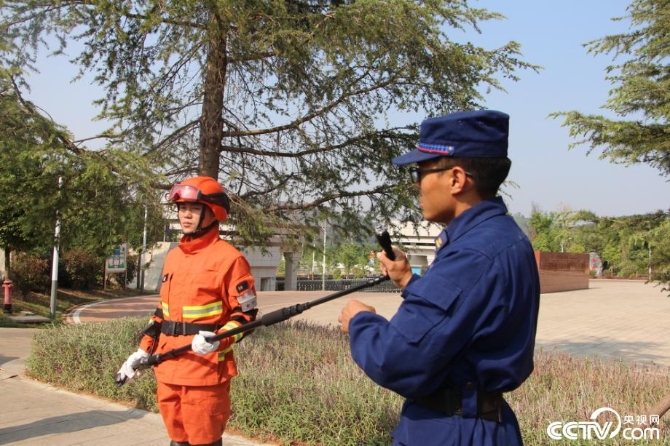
[117,176,258,446]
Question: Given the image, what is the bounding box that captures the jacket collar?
[435,196,508,254]
[178,225,220,254]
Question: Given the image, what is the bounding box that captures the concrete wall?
[535,251,590,293]
[241,246,281,292]
[141,242,178,292]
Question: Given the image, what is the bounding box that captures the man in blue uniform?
[339,110,540,445]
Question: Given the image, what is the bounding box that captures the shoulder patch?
[236,281,249,293]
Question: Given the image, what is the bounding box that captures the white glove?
[192,330,220,355]
[117,348,149,381]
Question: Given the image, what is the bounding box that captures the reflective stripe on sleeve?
[220,321,243,343]
[218,346,233,362]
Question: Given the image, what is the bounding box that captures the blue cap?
[392,110,509,165]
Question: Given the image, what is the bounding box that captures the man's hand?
[117,348,149,382]
[192,330,220,355]
[338,300,376,333]
[377,247,413,289]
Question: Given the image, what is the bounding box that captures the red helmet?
[168,176,230,222]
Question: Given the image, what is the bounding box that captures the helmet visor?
[168,184,230,211]
[168,184,201,202]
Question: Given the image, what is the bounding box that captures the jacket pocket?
[397,276,463,344]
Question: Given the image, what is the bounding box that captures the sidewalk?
[1,279,669,445]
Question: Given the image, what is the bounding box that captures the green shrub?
[125,253,138,286]
[509,349,670,445]
[25,318,157,410]
[11,252,50,295]
[25,319,670,445]
[26,318,398,444]
[232,321,398,445]
[61,249,101,290]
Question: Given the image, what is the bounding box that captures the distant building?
[388,220,444,275]
[134,219,300,292]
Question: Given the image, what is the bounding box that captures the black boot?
[169,441,190,446]
[193,439,222,446]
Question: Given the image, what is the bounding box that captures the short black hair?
[435,157,511,198]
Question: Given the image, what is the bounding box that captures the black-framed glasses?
[408,166,474,183]
[409,166,453,183]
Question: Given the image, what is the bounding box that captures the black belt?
[160,320,221,336]
[412,385,504,423]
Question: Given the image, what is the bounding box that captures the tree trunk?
[4,248,10,280]
[198,17,228,178]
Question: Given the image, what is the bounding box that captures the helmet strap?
[187,220,219,238]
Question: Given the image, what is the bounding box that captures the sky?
[23,0,670,218]
[471,0,670,217]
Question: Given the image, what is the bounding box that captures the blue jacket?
[349,197,540,445]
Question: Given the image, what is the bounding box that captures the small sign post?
[105,244,128,288]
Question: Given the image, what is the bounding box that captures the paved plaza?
[535,279,670,368]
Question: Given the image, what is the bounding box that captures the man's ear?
[449,166,469,194]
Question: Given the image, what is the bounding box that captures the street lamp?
[140,205,147,293]
[49,176,63,319]
[322,222,327,291]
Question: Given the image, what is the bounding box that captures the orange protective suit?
[139,225,257,444]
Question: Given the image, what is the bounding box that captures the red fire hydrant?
[3,279,13,314]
